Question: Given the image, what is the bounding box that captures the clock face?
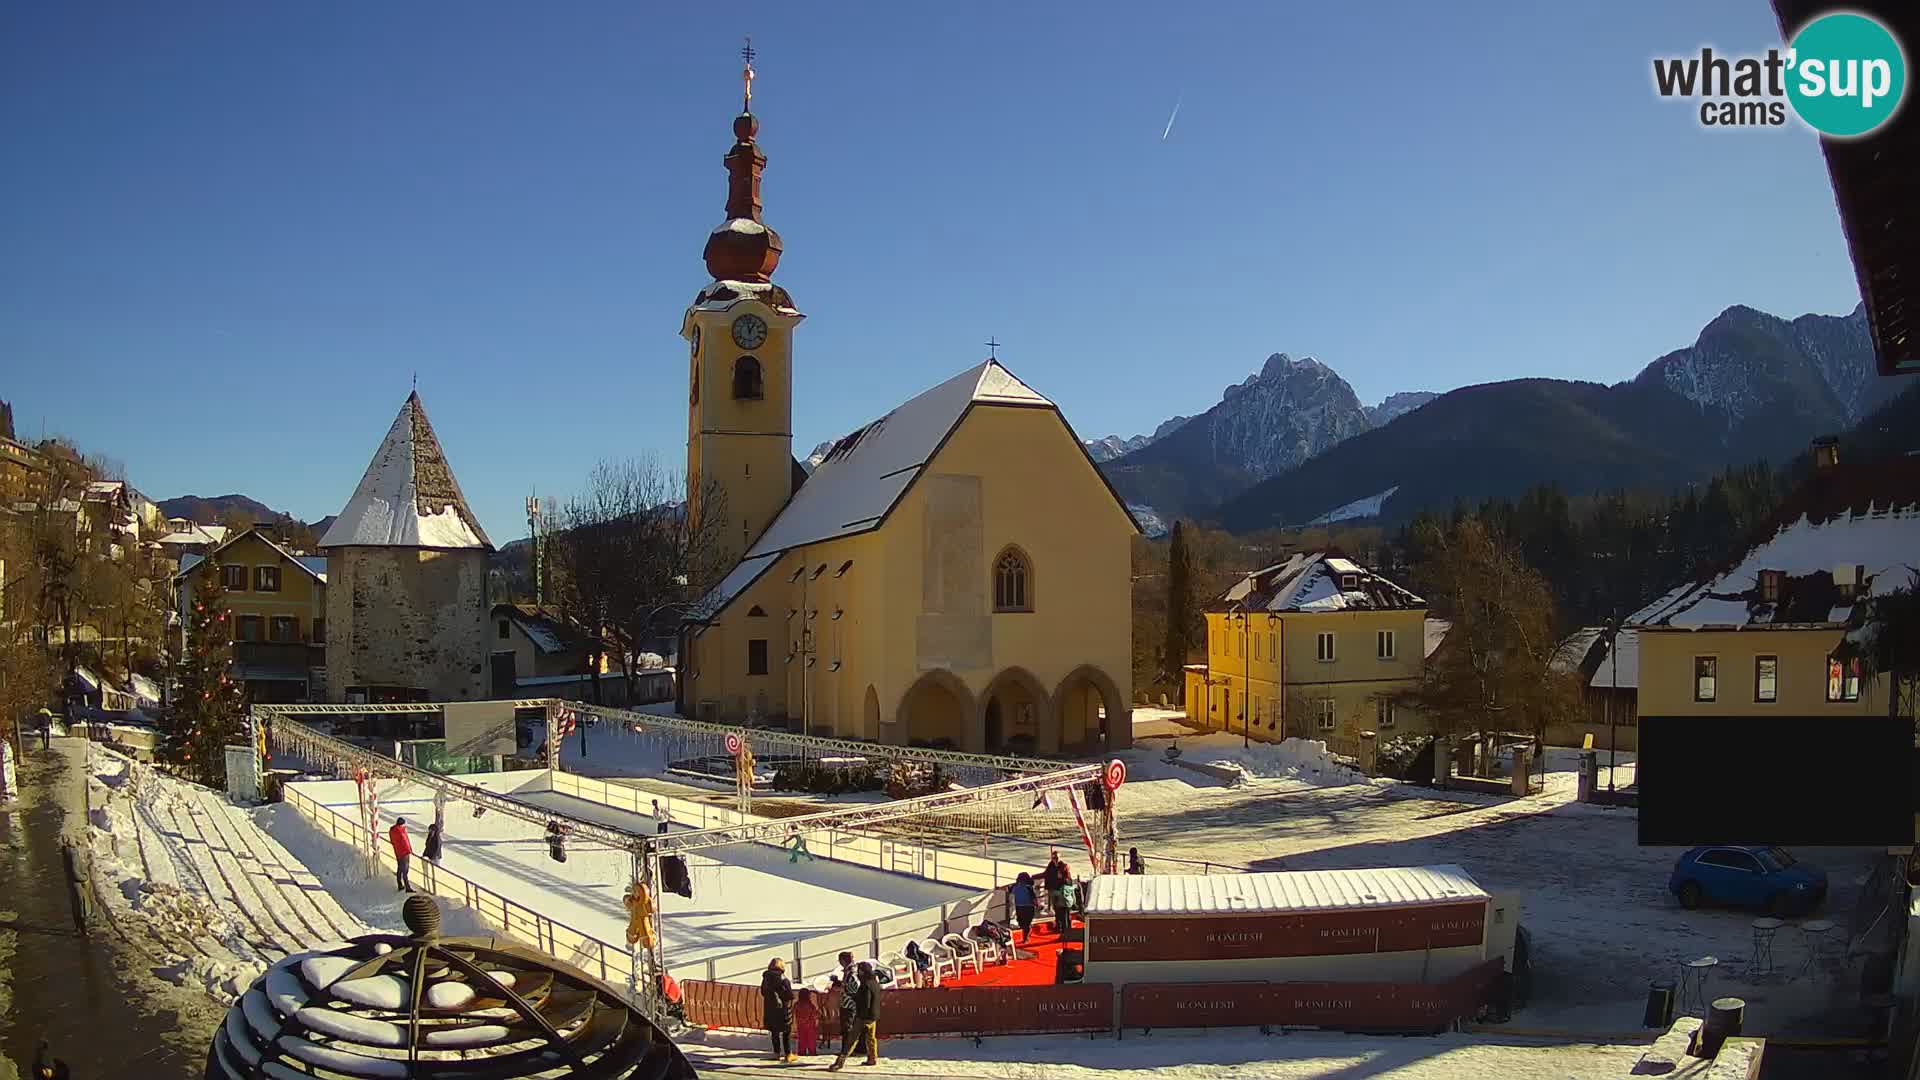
[731,314,769,350]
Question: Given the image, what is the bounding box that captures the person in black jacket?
[846,962,881,1067]
[825,952,861,1071]
[424,821,444,864]
[759,957,796,1062]
[32,1041,70,1080]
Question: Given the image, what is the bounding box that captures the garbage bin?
[1643,980,1675,1028]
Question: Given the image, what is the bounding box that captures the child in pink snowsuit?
[794,988,821,1056]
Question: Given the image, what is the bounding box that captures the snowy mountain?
[1632,302,1893,436]
[801,440,834,474]
[1098,353,1374,516]
[1082,415,1194,463]
[1364,392,1438,428]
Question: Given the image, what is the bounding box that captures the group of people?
[759,952,882,1070]
[385,816,443,893]
[1002,846,1146,943]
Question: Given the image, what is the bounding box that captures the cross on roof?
[985,337,1001,360]
[742,36,756,110]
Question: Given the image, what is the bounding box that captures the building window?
[221,563,247,591]
[1376,698,1396,728]
[1377,630,1396,660]
[732,355,764,400]
[1827,655,1861,703]
[1758,570,1783,603]
[269,616,299,643]
[1693,656,1717,702]
[498,620,510,640]
[747,638,769,676]
[1267,631,1276,659]
[993,547,1031,612]
[254,565,281,592]
[1755,656,1778,703]
[313,617,326,644]
[1316,632,1335,662]
[237,615,263,642]
[1253,636,1262,662]
[1316,699,1337,731]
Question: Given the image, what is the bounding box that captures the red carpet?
[936,916,1083,989]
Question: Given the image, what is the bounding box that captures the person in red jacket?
[389,817,413,892]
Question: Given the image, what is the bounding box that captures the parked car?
[1669,846,1827,916]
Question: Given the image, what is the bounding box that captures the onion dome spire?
[703,38,783,282]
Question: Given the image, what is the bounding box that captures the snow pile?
[1201,737,1381,788]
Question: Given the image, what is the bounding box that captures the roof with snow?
[158,523,228,546]
[1629,457,1920,631]
[320,392,492,551]
[1552,626,1642,690]
[493,603,594,655]
[1423,618,1451,659]
[692,360,1137,620]
[1086,864,1488,917]
[177,529,327,584]
[1210,551,1425,614]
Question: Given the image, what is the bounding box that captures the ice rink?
[282,771,973,978]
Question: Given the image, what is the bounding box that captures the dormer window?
[1340,574,1359,590]
[1758,570,1783,604]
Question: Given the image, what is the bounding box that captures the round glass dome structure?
[205,896,693,1079]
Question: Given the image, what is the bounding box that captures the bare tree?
[1397,517,1581,750]
[550,458,732,720]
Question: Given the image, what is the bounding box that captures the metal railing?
[281,783,642,992]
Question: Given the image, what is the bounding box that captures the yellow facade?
[1636,627,1888,717]
[688,401,1136,754]
[683,296,801,556]
[1189,607,1429,744]
[178,530,327,701]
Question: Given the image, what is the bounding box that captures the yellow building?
[177,528,329,703]
[1629,450,1919,721]
[1184,553,1438,751]
[678,83,1137,755]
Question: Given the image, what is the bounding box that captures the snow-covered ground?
[274,773,973,978]
[76,743,493,1003]
[679,1027,1645,1079]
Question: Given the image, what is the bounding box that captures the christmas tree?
[164,561,246,785]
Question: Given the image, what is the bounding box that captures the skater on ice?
[652,799,672,835]
[786,825,815,863]
[424,819,443,864]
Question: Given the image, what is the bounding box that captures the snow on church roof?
[320,392,492,551]
[740,360,1051,559]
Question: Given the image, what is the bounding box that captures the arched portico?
[1052,665,1129,755]
[895,669,978,751]
[978,666,1050,755]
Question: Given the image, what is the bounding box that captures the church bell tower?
[684,41,803,558]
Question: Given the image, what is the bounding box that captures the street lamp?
[1607,612,1621,796]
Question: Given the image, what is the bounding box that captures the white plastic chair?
[919,938,960,984]
[885,952,918,989]
[942,933,984,976]
[966,929,1007,966]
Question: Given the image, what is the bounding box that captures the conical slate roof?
[320,392,493,551]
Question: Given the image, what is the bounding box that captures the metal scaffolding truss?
[650,763,1106,855]
[258,701,554,715]
[569,701,1070,775]
[263,712,651,853]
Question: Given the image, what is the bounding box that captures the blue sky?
[0,2,1867,542]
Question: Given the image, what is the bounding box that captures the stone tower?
[320,392,494,703]
[682,48,805,558]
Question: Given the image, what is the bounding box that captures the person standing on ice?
[1126,847,1145,875]
[652,799,672,835]
[1009,873,1038,943]
[759,957,796,1062]
[424,819,443,864]
[389,817,413,892]
[786,825,815,863]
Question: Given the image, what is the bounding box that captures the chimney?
[1812,435,1841,470]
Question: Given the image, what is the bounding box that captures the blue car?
[1669,846,1827,916]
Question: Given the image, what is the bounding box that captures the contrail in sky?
[1162,95,1181,141]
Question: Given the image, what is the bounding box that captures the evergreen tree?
[164,563,245,785]
[1160,521,1194,696]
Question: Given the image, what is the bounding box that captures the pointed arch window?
[732,355,764,400]
[993,546,1033,613]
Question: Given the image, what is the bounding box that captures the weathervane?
[742,36,756,112]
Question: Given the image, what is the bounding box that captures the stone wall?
[325,547,488,701]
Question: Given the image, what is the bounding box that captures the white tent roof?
[1086,864,1488,917]
[742,360,1050,559]
[320,392,492,551]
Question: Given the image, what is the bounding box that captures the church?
[678,61,1137,755]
